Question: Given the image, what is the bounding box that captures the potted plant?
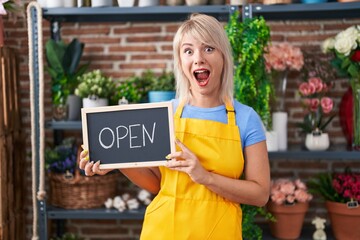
[297,77,335,151]
[147,70,176,103]
[322,25,360,150]
[74,69,115,108]
[308,168,360,240]
[45,137,118,209]
[264,42,304,151]
[267,178,313,240]
[45,38,88,120]
[110,77,142,105]
[225,11,275,239]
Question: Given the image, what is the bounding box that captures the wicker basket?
[48,171,119,209]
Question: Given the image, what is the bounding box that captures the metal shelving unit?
[242,2,360,20]
[33,3,360,239]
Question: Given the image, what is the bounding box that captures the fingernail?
[84,156,89,161]
[84,150,88,154]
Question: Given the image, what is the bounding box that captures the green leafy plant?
[110,78,142,104]
[226,11,274,239]
[149,71,175,91]
[45,38,89,105]
[225,11,273,130]
[307,167,360,204]
[74,69,115,99]
[50,232,84,240]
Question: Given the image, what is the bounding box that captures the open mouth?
[193,69,210,86]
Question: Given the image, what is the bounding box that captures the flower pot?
[82,98,108,108]
[166,0,185,5]
[138,0,160,6]
[325,201,360,240]
[47,0,63,7]
[91,0,113,7]
[267,201,309,240]
[148,91,175,103]
[230,0,247,5]
[305,132,329,151]
[185,0,208,6]
[272,112,288,151]
[266,131,278,152]
[53,104,68,121]
[66,94,82,120]
[117,0,136,7]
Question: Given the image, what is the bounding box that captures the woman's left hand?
[165,139,210,185]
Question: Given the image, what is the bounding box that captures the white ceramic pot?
[63,0,76,7]
[230,0,247,5]
[305,132,330,151]
[82,98,108,108]
[47,0,63,8]
[273,112,288,151]
[138,0,160,7]
[185,0,208,5]
[37,0,47,7]
[266,131,279,152]
[91,0,113,7]
[118,0,136,7]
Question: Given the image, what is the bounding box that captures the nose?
[194,50,205,65]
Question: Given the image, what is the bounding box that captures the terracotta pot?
[267,201,309,240]
[325,201,360,240]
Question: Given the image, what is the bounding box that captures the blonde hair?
[173,13,234,104]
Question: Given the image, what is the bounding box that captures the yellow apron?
[140,102,245,240]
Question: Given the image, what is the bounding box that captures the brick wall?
[2,1,360,239]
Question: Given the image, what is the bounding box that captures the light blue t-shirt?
[171,99,266,151]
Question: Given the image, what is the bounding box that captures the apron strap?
[175,101,236,126]
[225,101,236,126]
[174,101,184,119]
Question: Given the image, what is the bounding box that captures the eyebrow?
[181,43,193,47]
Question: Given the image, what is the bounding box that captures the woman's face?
[180,33,223,104]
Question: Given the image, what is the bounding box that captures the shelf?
[243,2,360,20]
[46,120,82,130]
[47,206,145,220]
[42,5,236,23]
[268,146,360,160]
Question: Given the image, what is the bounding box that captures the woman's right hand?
[79,146,114,176]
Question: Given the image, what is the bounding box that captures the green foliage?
[45,38,89,105]
[74,69,115,99]
[149,71,176,91]
[110,78,142,104]
[225,11,273,130]
[307,172,344,203]
[50,233,84,240]
[242,205,275,240]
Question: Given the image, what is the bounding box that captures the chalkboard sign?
[81,102,175,169]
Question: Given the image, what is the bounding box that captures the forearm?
[120,167,161,194]
[204,173,270,206]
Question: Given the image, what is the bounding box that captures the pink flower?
[308,77,324,93]
[265,42,304,72]
[321,97,333,114]
[299,82,316,96]
[270,179,312,205]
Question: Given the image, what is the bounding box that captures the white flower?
[126,198,140,210]
[104,198,113,209]
[138,189,151,205]
[321,37,335,53]
[113,196,126,212]
[334,26,358,56]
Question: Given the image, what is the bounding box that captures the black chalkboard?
[81,102,175,169]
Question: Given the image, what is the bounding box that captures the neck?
[189,96,223,108]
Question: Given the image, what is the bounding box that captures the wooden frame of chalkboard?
[81,102,175,169]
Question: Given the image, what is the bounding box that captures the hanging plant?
[225,11,274,130]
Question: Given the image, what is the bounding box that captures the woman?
[80,13,270,240]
